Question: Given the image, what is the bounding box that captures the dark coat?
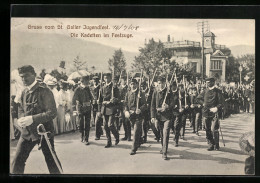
[72,86,93,113]
[196,87,223,118]
[18,82,57,141]
[98,82,120,115]
[151,87,174,121]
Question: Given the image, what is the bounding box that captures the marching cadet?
[244,85,251,113]
[124,78,147,155]
[250,85,255,114]
[179,83,191,140]
[196,77,224,151]
[171,82,182,147]
[98,73,120,148]
[147,80,160,142]
[72,75,93,145]
[140,81,150,143]
[233,88,240,114]
[151,76,174,160]
[91,75,104,140]
[193,88,203,135]
[222,86,229,119]
[189,87,199,134]
[118,76,131,141]
[11,65,62,174]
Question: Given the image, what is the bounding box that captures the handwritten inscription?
[27,24,139,39]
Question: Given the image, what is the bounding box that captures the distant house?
[163,32,231,82]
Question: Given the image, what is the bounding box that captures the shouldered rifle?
[111,67,114,99]
[162,71,175,106]
[136,70,143,110]
[175,73,182,111]
[146,68,157,101]
[98,72,103,102]
[118,70,123,86]
[127,72,129,86]
[183,75,187,106]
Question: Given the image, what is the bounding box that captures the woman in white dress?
[66,81,77,131]
[44,76,60,134]
[57,81,68,134]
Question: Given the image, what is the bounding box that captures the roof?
[204,31,216,37]
[211,50,226,57]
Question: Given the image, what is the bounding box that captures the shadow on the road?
[55,141,74,144]
[166,148,244,164]
[113,143,132,150]
[220,147,248,155]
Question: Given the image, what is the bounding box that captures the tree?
[226,54,255,84]
[73,55,87,71]
[236,54,255,84]
[108,48,127,76]
[132,38,172,78]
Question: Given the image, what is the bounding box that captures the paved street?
[10,112,254,175]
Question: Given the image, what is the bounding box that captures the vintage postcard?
[10,17,255,175]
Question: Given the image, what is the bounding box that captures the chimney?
[167,35,170,42]
[172,36,174,42]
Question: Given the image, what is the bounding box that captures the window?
[211,60,222,70]
[191,62,197,73]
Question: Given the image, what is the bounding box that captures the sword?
[37,124,63,174]
[215,113,225,147]
[219,125,225,147]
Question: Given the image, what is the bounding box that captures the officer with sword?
[11,65,63,174]
[196,77,224,151]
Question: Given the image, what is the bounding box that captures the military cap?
[157,76,166,82]
[18,65,36,75]
[171,82,177,87]
[205,77,215,82]
[120,76,127,80]
[81,75,90,81]
[141,81,147,87]
[130,78,138,84]
[104,73,112,77]
[93,76,99,80]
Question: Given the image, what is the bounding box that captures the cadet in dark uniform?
[244,87,251,113]
[72,76,93,145]
[118,77,131,141]
[151,76,174,160]
[196,77,223,151]
[140,81,150,143]
[11,65,62,174]
[124,78,147,155]
[179,84,190,140]
[91,76,103,140]
[171,82,182,147]
[98,73,120,148]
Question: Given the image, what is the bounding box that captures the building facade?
[164,32,231,82]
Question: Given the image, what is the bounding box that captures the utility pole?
[197,21,209,80]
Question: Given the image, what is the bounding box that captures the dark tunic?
[18,82,57,141]
[124,89,146,113]
[98,82,120,115]
[196,87,223,118]
[151,87,174,121]
[72,86,93,113]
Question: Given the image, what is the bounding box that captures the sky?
[11,18,255,53]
